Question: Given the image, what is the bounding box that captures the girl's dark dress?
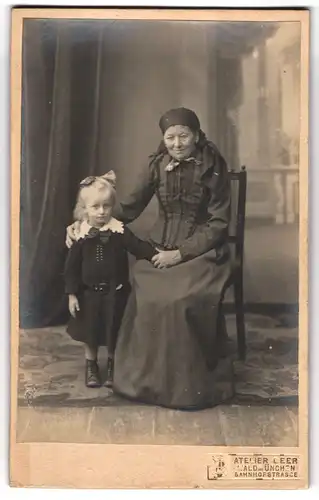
[64,219,156,349]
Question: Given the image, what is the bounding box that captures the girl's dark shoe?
[85,359,101,388]
[105,357,114,388]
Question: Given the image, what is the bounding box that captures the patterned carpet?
[17,313,298,408]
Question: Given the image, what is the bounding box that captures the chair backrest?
[228,166,247,266]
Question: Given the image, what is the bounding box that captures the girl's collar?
[76,218,124,240]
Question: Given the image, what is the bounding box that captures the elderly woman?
[67,108,234,410]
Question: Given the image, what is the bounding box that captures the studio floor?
[17,404,298,447]
[16,312,299,446]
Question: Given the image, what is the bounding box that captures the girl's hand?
[151,250,182,269]
[68,294,80,317]
[66,221,81,248]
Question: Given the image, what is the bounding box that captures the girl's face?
[163,125,198,161]
[84,187,114,227]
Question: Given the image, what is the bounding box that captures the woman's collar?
[76,218,124,240]
[158,145,220,179]
[163,148,203,172]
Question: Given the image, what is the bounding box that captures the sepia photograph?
[10,8,309,489]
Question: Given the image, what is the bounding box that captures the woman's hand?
[68,294,80,318]
[66,221,81,248]
[151,250,182,269]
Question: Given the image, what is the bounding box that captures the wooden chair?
[226,166,247,361]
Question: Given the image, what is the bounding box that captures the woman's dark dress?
[64,223,156,349]
[113,144,235,410]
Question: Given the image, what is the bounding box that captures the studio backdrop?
[20,19,285,327]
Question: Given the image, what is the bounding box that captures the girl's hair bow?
[101,170,116,187]
[79,170,117,188]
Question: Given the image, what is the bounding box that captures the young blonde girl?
[64,171,157,388]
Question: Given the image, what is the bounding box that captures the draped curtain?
[20,20,112,327]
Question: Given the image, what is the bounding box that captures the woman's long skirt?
[113,248,234,410]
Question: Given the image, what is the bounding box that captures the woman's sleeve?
[178,155,231,261]
[63,241,83,294]
[113,163,157,224]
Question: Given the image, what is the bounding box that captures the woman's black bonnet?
[159,107,201,134]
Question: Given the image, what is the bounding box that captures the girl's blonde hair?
[73,176,116,222]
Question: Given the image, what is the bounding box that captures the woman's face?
[163,125,198,160]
